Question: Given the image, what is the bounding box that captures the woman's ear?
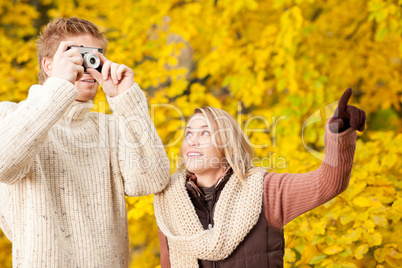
[42,57,53,77]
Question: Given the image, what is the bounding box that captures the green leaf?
[309,254,327,264]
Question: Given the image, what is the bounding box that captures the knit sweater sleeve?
[262,121,357,230]
[107,84,170,196]
[0,77,78,184]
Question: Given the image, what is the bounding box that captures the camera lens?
[83,53,101,70]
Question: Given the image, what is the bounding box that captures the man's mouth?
[81,79,96,83]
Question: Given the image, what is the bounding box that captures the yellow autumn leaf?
[344,228,362,243]
[366,231,383,247]
[363,219,376,233]
[205,93,223,109]
[375,248,387,263]
[323,245,344,255]
[339,263,357,268]
[321,259,334,267]
[355,243,369,260]
[284,248,296,262]
[353,196,373,207]
[309,253,327,264]
[166,56,178,66]
[392,199,402,212]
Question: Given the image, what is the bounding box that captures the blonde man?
[0,17,170,267]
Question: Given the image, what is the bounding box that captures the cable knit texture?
[0,77,170,267]
[154,170,265,268]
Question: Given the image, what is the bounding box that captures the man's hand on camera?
[87,51,134,97]
[51,41,84,85]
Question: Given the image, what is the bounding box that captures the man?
[0,17,170,267]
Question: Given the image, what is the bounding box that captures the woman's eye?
[185,131,192,137]
[201,130,210,136]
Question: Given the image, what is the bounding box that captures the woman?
[154,89,366,268]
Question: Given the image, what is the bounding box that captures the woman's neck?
[192,168,228,187]
[194,174,218,187]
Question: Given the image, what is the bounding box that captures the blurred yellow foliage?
[0,0,401,267]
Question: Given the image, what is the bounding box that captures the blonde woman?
[154,89,366,267]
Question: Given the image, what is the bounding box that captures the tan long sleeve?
[0,77,77,184]
[0,79,169,267]
[263,123,357,230]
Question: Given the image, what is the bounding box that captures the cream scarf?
[154,170,265,268]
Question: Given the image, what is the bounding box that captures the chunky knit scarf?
[154,170,265,268]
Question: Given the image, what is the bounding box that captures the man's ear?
[42,57,53,77]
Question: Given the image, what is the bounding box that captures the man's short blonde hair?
[36,17,108,84]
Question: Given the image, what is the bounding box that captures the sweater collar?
[186,168,233,199]
[62,100,93,123]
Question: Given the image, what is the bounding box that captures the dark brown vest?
[185,175,285,268]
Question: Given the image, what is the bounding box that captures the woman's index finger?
[337,88,352,113]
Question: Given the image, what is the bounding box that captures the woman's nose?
[188,135,200,147]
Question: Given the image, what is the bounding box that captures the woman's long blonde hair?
[178,106,263,180]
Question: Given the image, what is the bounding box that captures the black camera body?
[67,46,103,73]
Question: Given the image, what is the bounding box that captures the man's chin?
[75,85,99,102]
[75,90,97,102]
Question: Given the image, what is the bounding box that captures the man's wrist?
[107,83,144,115]
[104,81,134,98]
[115,87,130,97]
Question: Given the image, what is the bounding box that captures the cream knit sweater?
[0,77,170,267]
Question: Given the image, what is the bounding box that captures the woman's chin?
[185,165,204,175]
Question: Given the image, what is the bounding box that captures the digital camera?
[67,46,103,73]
